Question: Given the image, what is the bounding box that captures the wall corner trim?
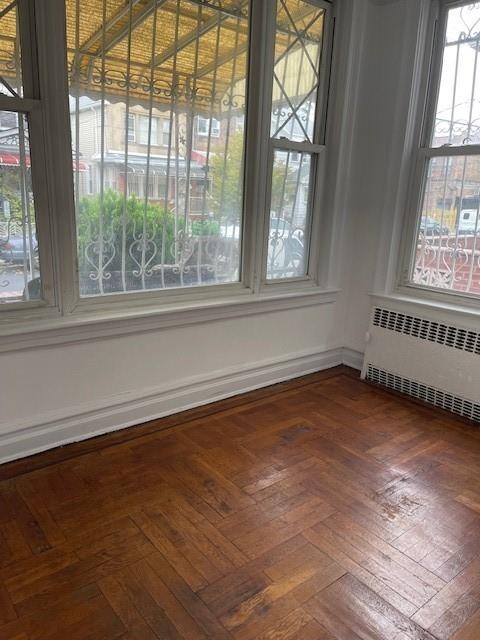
[342,347,364,370]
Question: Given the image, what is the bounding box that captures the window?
[161,120,170,147]
[138,115,158,146]
[0,1,51,306]
[68,0,250,296]
[197,117,220,138]
[406,1,480,298]
[127,113,135,142]
[1,0,335,318]
[266,0,330,280]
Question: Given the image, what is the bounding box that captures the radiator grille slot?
[372,307,480,355]
[366,365,480,423]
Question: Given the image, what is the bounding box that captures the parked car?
[420,216,450,236]
[458,209,480,235]
[0,235,38,267]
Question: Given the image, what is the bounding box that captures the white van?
[458,209,480,235]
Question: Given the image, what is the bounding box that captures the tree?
[209,132,245,223]
[209,131,299,222]
[0,167,25,236]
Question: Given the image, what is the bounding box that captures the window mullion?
[16,0,39,98]
[33,0,79,314]
[242,0,277,292]
[313,2,334,145]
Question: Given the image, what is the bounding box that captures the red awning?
[191,150,207,166]
[0,153,29,167]
[0,152,87,171]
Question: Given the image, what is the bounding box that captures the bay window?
[404,0,480,300]
[0,0,335,321]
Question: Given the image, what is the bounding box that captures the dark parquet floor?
[1,367,480,639]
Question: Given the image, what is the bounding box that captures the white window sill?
[0,287,340,353]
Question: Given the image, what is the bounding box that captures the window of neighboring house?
[138,115,158,146]
[161,120,170,146]
[197,116,220,137]
[406,1,480,299]
[127,113,135,142]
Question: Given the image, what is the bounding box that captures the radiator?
[361,307,480,423]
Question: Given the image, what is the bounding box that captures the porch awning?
[0,0,323,115]
[0,152,29,167]
[0,151,87,171]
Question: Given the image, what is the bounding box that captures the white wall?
[343,0,434,353]
[0,300,350,462]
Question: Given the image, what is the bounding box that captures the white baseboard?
[342,347,364,370]
[0,347,350,465]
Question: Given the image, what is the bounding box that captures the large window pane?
[271,0,325,143]
[413,155,480,295]
[66,0,249,296]
[0,112,41,303]
[433,3,480,147]
[267,150,312,279]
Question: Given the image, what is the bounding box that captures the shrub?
[77,190,181,273]
[190,219,220,236]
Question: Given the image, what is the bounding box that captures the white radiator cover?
[361,308,480,422]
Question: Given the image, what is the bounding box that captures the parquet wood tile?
[1,368,480,639]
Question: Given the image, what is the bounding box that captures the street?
[0,265,39,300]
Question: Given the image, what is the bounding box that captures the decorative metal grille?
[68,0,250,296]
[271,0,324,143]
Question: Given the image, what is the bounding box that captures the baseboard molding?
[342,347,364,370]
[0,347,348,465]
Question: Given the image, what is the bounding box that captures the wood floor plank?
[306,572,436,640]
[411,556,480,630]
[1,370,480,639]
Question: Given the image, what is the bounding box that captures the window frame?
[138,114,159,146]
[399,0,480,304]
[197,116,220,138]
[127,113,135,143]
[258,0,335,289]
[160,119,170,147]
[0,0,338,325]
[0,0,61,321]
